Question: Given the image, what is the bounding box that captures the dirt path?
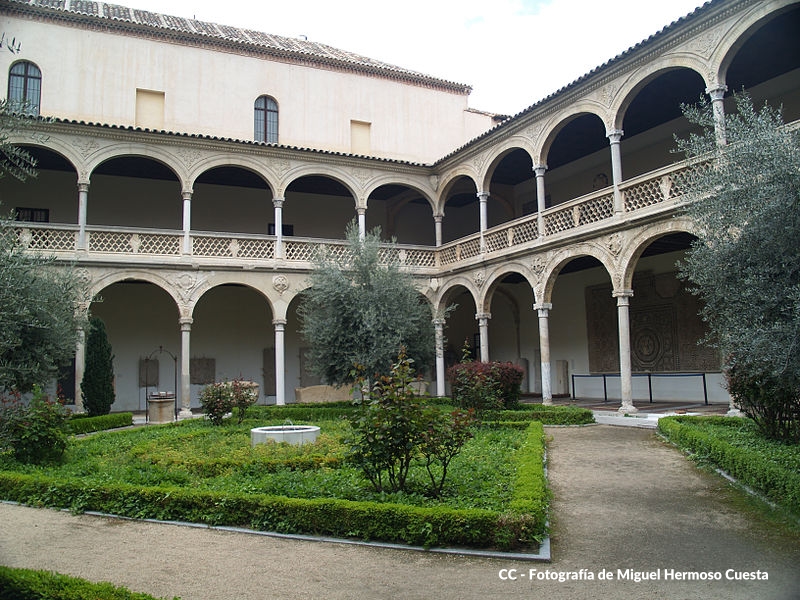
[1,425,798,599]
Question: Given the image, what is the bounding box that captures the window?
[15,207,49,223]
[8,60,41,115]
[254,96,278,143]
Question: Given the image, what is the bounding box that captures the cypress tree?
[81,316,115,416]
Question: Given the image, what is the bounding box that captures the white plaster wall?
[190,285,273,406]
[0,16,494,163]
[89,283,180,413]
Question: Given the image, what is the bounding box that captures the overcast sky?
[122,0,708,115]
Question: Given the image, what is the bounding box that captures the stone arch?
[539,105,610,164]
[479,262,536,312]
[618,216,700,290]
[89,270,182,312]
[8,134,82,177]
[611,61,711,131]
[193,279,276,317]
[539,242,617,303]
[432,276,480,317]
[364,178,437,214]
[479,138,536,192]
[282,166,361,206]
[86,144,187,188]
[713,0,799,85]
[435,168,480,215]
[188,155,277,195]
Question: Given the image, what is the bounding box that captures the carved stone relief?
[586,271,719,372]
[190,357,216,385]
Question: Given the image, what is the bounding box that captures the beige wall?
[0,15,494,163]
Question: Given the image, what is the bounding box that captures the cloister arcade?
[2,0,798,414]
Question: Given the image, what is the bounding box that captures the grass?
[1,413,528,512]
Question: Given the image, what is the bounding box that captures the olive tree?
[0,100,87,394]
[298,222,435,387]
[677,93,800,442]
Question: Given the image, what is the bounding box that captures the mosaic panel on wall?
[586,271,719,373]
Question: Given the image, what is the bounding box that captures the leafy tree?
[0,216,86,393]
[676,93,800,442]
[0,98,38,182]
[81,316,116,416]
[298,222,435,386]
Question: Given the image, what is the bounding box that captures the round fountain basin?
[251,425,320,446]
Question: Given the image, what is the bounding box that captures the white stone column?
[706,84,728,145]
[181,191,192,255]
[614,289,637,413]
[477,191,489,252]
[535,303,553,406]
[273,196,285,259]
[476,312,491,363]
[357,207,366,240]
[533,165,547,238]
[77,182,89,251]
[74,326,85,412]
[434,214,443,247]
[273,318,287,406]
[607,129,624,214]
[178,317,194,419]
[434,317,446,397]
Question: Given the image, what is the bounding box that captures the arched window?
[254,95,278,143]
[8,61,41,115]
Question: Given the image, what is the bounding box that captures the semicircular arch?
[479,262,536,311]
[188,155,277,194]
[618,216,700,289]
[540,242,616,303]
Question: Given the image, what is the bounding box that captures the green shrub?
[0,565,178,599]
[81,316,116,417]
[348,348,476,496]
[200,379,259,425]
[658,415,800,515]
[66,412,133,435]
[0,388,68,464]
[446,344,524,410]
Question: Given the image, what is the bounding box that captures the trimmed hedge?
[498,421,549,548]
[0,565,178,600]
[0,457,545,551]
[484,405,595,426]
[66,412,133,435]
[658,416,800,515]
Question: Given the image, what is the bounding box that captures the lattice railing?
[11,157,712,272]
[88,230,181,255]
[16,226,77,251]
[192,234,274,259]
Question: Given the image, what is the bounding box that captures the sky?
[120,0,709,116]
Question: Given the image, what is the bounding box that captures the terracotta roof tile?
[7,0,470,93]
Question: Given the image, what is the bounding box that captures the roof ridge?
[7,0,472,93]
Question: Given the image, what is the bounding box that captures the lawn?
[0,405,557,551]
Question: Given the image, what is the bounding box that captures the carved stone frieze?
[272,274,290,295]
[177,147,203,169]
[686,26,724,59]
[605,233,622,257]
[473,270,485,288]
[270,158,292,178]
[171,272,208,305]
[74,138,100,158]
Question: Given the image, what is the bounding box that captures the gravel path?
[1,424,798,599]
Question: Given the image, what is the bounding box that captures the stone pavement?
[1,418,798,599]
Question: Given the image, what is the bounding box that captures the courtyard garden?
[0,400,593,552]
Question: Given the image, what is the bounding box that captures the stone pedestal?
[147,395,175,424]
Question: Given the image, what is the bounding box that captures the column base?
[542,397,553,406]
[178,408,194,420]
[618,403,638,414]
[726,408,744,417]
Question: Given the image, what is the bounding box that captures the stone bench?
[294,384,353,404]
